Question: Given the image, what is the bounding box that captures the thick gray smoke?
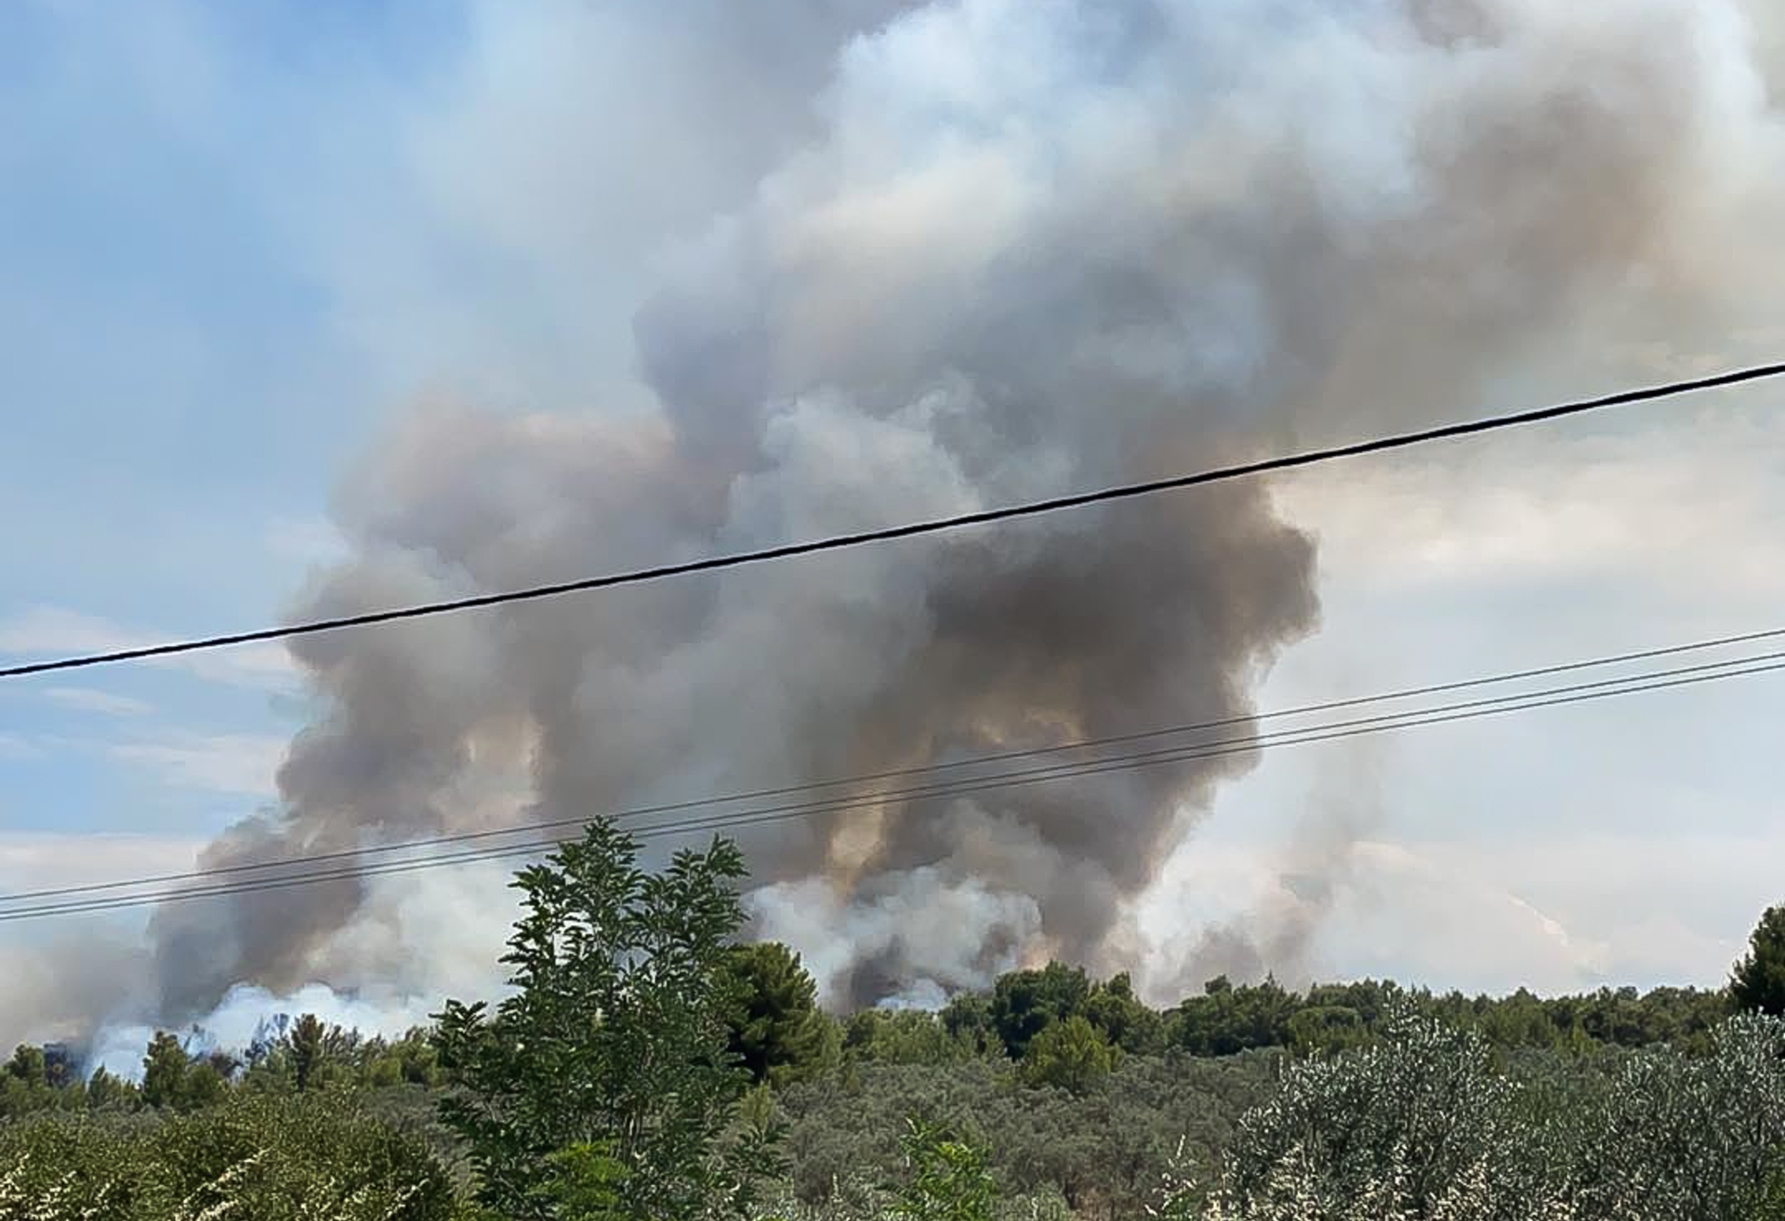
[142,0,1785,1019]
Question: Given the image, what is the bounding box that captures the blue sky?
[3,0,1785,1047]
[0,2,380,612]
[0,1,410,844]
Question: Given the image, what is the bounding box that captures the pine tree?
[1731,904,1785,1017]
[141,1031,190,1110]
[719,941,838,1088]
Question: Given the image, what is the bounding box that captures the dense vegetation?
[1,823,1781,1219]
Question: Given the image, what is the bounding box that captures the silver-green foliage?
[1570,1012,1785,1220]
[1192,1007,1785,1221]
[0,1093,458,1221]
[1209,1007,1551,1220]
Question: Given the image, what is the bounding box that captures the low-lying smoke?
[116,0,1785,1029]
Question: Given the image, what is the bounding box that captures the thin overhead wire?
[4,360,1782,682]
[4,641,1781,923]
[3,622,1781,907]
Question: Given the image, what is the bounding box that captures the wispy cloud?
[0,734,35,759]
[265,516,348,569]
[0,830,205,894]
[0,606,297,691]
[109,732,286,798]
[41,686,155,717]
[1277,409,1785,606]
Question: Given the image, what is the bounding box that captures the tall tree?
[84,1066,137,1111]
[719,941,837,1088]
[433,819,782,1221]
[990,962,1091,1059]
[1021,1015,1118,1094]
[286,1013,348,1092]
[3,1045,46,1086]
[1732,903,1785,1017]
[939,992,998,1056]
[1084,972,1164,1055]
[141,1031,190,1110]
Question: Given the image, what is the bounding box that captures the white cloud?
[109,732,286,798]
[0,734,34,759]
[41,687,154,717]
[0,605,297,691]
[0,830,204,895]
[264,517,349,570]
[1275,404,1785,612]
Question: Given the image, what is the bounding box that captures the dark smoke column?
[148,0,1765,1018]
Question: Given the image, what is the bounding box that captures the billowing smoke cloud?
[139,0,1785,1022]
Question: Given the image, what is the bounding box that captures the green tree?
[140,1031,190,1110]
[286,1012,351,1092]
[180,1060,228,1111]
[1085,972,1164,1055]
[990,962,1090,1059]
[1214,1006,1553,1217]
[1021,1015,1117,1094]
[0,1045,58,1118]
[1733,904,1785,1017]
[1286,1004,1369,1056]
[719,941,838,1088]
[84,1066,138,1111]
[890,1117,1000,1221]
[0,1091,460,1220]
[432,819,782,1221]
[5,1044,46,1086]
[1169,977,1297,1057]
[378,1028,444,1087]
[939,993,999,1057]
[535,1141,631,1219]
[843,1009,966,1066]
[1572,1014,1785,1220]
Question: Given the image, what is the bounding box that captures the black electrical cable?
[4,644,1779,923]
[6,621,1780,908]
[4,360,1781,682]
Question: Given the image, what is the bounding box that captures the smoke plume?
[138,0,1785,1020]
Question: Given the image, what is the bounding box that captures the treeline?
[839,966,1733,1074]
[0,822,1780,1219]
[0,1020,445,1118]
[0,958,1739,1120]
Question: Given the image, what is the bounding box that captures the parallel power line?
[5,622,1782,909]
[4,631,1782,923]
[2,360,1783,683]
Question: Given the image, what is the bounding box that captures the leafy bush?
[0,1092,458,1220]
[1210,1006,1554,1220]
[777,1052,1278,1215]
[889,1117,1001,1221]
[1195,1008,1785,1221]
[1569,1013,1785,1219]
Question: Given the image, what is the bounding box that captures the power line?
[5,642,1781,923]
[5,622,1782,907]
[4,360,1782,683]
